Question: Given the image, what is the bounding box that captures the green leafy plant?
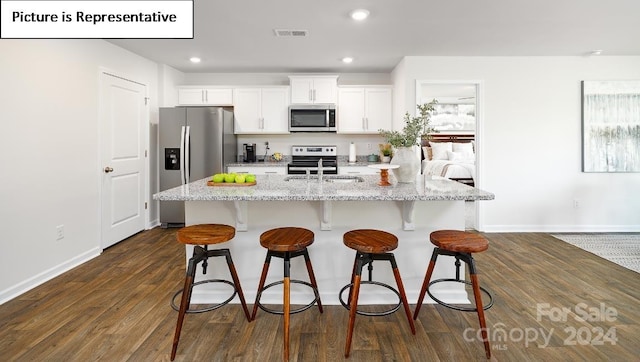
[379,100,438,148]
[378,143,393,158]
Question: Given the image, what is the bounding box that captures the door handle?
[104,167,114,173]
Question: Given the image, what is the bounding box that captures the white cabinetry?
[289,75,338,104]
[178,87,233,105]
[339,166,380,175]
[227,166,286,175]
[338,86,392,134]
[233,87,290,134]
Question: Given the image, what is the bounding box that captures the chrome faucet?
[317,158,323,182]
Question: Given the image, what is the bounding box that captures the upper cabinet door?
[364,88,392,133]
[204,88,233,105]
[337,88,366,133]
[311,77,337,104]
[233,88,262,133]
[261,87,290,133]
[178,88,205,105]
[289,78,314,103]
[289,76,338,104]
[178,87,233,105]
[337,86,392,134]
[233,87,290,134]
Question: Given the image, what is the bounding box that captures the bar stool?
[413,230,494,359]
[251,227,323,361]
[340,229,416,358]
[170,224,250,361]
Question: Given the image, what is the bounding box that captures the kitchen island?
[154,174,494,306]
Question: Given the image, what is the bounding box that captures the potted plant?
[379,100,438,182]
[379,144,393,162]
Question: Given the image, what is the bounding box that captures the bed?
[421,133,475,186]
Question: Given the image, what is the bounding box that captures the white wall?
[398,56,640,232]
[0,40,159,304]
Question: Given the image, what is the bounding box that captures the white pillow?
[447,151,464,161]
[429,142,452,160]
[452,142,474,158]
[447,150,475,163]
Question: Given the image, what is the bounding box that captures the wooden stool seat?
[177,224,235,245]
[430,230,488,253]
[343,229,398,254]
[260,227,314,252]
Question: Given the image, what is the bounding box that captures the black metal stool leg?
[347,253,358,305]
[413,248,439,319]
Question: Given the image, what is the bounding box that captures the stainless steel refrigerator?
[159,107,236,227]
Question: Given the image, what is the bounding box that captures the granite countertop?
[153,175,495,202]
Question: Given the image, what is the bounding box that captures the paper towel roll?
[349,142,356,163]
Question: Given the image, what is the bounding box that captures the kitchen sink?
[284,175,364,183]
[324,176,364,183]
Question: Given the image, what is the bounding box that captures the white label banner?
[1,0,194,38]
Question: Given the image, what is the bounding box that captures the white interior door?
[100,72,146,249]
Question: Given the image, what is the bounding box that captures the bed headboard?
[420,133,475,161]
[421,133,475,146]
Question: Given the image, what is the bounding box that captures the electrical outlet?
[573,199,581,209]
[367,143,372,150]
[56,225,64,240]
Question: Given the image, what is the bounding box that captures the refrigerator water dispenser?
[164,148,180,170]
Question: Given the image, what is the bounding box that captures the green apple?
[245,174,256,183]
[224,173,236,183]
[212,173,225,183]
[235,174,246,184]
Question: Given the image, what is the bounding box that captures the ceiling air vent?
[273,29,309,37]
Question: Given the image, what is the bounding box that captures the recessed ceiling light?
[189,57,201,63]
[350,9,370,21]
[342,57,354,64]
[590,50,603,56]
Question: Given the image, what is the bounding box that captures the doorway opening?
[415,80,483,230]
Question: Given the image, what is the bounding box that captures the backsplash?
[237,134,386,158]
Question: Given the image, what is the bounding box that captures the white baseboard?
[481,224,640,233]
[0,247,101,305]
[147,218,160,229]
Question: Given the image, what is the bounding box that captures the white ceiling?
[108,0,640,74]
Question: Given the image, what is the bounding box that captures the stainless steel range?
[287,145,338,175]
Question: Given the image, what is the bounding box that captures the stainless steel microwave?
[289,104,336,132]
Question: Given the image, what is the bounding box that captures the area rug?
[552,234,640,273]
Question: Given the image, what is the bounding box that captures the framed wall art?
[581,80,640,172]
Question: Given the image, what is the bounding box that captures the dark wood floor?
[1,229,638,361]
